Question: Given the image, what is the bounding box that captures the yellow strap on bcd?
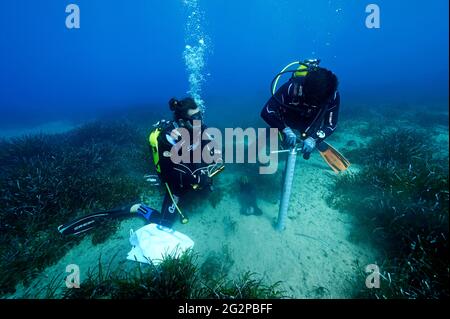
[149,128,161,173]
[294,64,309,77]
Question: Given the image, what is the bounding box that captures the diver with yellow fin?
[261,59,349,172]
[262,59,350,231]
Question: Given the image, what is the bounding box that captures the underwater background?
[0,0,448,299]
[1,0,448,129]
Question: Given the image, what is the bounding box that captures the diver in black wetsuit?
[148,97,224,227]
[261,60,340,159]
[57,99,223,235]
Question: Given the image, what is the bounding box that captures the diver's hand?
[302,137,316,160]
[191,170,211,190]
[302,137,316,153]
[282,127,297,148]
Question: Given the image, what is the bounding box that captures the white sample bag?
[127,223,194,265]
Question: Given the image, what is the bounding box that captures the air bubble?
[182,0,209,111]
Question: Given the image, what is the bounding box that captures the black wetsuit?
[149,119,221,227]
[261,76,340,143]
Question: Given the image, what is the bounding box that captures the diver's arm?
[168,125,214,189]
[260,82,291,131]
[315,91,340,142]
[203,129,223,164]
[160,142,200,189]
[189,127,221,189]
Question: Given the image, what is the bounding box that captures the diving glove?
[302,137,316,160]
[302,137,316,153]
[282,127,297,148]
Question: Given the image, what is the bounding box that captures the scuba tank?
[271,59,321,98]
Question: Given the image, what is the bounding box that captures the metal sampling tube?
[276,147,298,231]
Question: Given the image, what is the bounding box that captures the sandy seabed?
[9,127,380,299]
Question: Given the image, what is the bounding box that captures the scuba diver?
[147,97,224,227]
[262,60,350,231]
[57,97,224,236]
[261,59,349,170]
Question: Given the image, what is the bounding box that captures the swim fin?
[317,141,350,173]
[57,204,157,236]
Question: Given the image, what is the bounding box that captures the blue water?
[0,0,448,129]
